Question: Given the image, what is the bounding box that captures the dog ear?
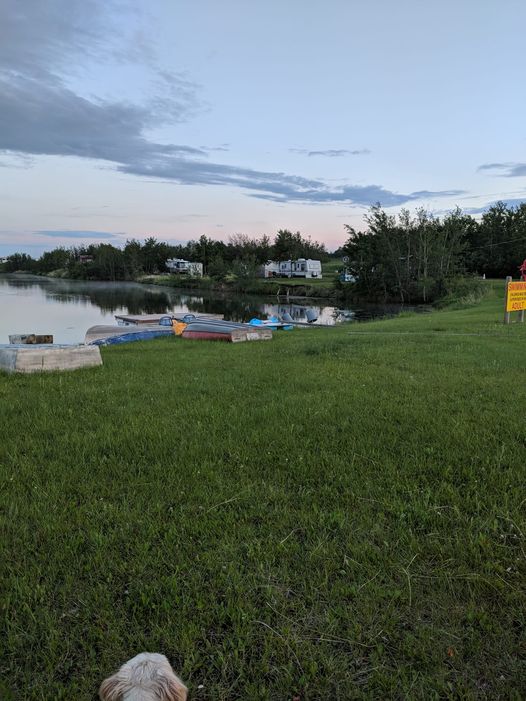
[156,673,188,701]
[99,673,125,701]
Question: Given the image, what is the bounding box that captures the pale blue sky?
[1,0,525,255]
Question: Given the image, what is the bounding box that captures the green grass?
[1,281,525,699]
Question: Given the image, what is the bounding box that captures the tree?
[342,205,473,303]
[3,253,36,272]
[466,202,526,278]
[38,247,71,273]
[123,239,143,278]
[208,254,229,280]
[272,230,302,259]
[230,254,259,290]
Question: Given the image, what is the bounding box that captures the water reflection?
[0,274,409,344]
[6,276,173,314]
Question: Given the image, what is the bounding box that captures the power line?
[469,234,526,251]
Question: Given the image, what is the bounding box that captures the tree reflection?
[0,274,404,326]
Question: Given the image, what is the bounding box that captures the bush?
[433,276,488,308]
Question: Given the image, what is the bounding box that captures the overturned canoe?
[182,330,236,342]
[85,325,174,346]
[0,344,102,374]
[182,320,272,343]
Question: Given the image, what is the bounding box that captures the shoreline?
[136,273,339,300]
[1,270,490,309]
[1,269,340,300]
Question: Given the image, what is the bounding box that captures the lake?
[0,274,407,344]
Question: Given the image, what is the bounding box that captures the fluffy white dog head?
[99,652,187,701]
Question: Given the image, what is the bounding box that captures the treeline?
[3,202,525,302]
[1,230,328,281]
[339,201,526,302]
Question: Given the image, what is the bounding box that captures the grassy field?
[1,281,525,699]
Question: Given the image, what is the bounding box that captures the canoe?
[85,325,174,346]
[182,320,253,333]
[182,320,272,343]
[249,317,293,331]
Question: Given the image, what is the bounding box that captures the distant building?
[79,255,94,263]
[166,258,203,276]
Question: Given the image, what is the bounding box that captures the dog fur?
[99,652,187,701]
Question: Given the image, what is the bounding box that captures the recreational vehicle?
[166,258,203,276]
[258,261,280,278]
[278,258,322,279]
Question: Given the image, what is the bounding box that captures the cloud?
[0,227,123,255]
[0,0,462,209]
[478,162,526,177]
[290,148,371,157]
[0,75,205,162]
[463,198,526,214]
[0,71,461,207]
[249,185,463,206]
[0,0,111,78]
[35,230,123,240]
[201,144,230,152]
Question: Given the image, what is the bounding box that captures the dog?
[99,652,187,701]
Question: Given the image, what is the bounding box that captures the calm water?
[0,274,407,344]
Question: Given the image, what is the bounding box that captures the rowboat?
[181,319,272,343]
[85,325,174,346]
[249,316,293,330]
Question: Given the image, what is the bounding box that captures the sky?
[1,0,525,256]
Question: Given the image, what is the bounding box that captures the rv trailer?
[278,258,322,279]
[166,258,203,276]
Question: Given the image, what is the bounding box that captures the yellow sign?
[506,281,526,312]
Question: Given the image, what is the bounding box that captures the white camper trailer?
[166,258,203,276]
[258,261,280,278]
[278,258,322,279]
